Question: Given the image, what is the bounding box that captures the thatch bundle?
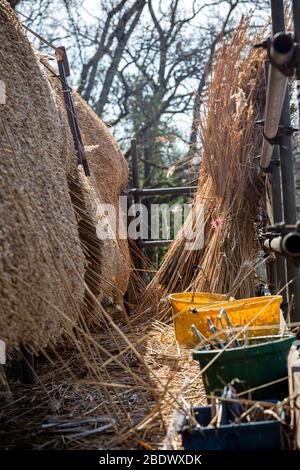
[73,94,131,306]
[0,3,85,351]
[0,2,130,351]
[141,21,266,319]
[45,66,131,313]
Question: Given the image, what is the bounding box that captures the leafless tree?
[13,0,269,187]
[77,0,146,115]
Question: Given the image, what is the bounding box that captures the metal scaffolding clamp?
[254,35,297,77]
[256,119,298,143]
[263,124,298,146]
[263,222,300,265]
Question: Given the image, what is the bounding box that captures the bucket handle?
[189,303,246,313]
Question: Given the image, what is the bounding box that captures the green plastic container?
[192,334,296,400]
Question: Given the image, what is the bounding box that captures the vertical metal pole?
[131,138,139,193]
[143,135,153,260]
[271,0,285,37]
[131,139,145,279]
[292,0,300,123]
[271,0,300,321]
[266,259,277,294]
[271,148,288,308]
[264,59,288,302]
[292,0,300,320]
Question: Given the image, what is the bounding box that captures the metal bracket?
[258,151,280,174]
[267,221,300,235]
[265,125,298,145]
[262,222,300,265]
[256,118,298,172]
[256,120,299,145]
[254,36,298,77]
[56,46,70,77]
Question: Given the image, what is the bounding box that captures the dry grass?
[0,312,205,450]
[139,19,267,321]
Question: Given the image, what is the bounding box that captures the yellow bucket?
[169,293,282,347]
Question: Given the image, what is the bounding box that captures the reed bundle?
[72,91,131,309]
[139,20,267,320]
[43,62,131,314]
[0,3,85,351]
[0,1,131,349]
[0,2,162,450]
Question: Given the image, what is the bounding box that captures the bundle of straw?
[0,3,86,351]
[0,1,131,350]
[140,20,266,320]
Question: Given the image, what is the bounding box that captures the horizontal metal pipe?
[264,232,300,257]
[126,186,197,196]
[140,239,173,247]
[260,33,295,170]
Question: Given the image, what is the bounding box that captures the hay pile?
[0,1,130,351]
[73,94,131,308]
[44,65,131,315]
[141,21,266,319]
[0,4,174,450]
[0,3,85,351]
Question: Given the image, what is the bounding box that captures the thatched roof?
[44,65,131,311]
[0,2,130,350]
[0,3,86,351]
[73,94,131,306]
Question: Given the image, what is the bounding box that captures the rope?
[16,10,58,52]
[13,9,90,176]
[13,10,81,121]
[15,10,70,89]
